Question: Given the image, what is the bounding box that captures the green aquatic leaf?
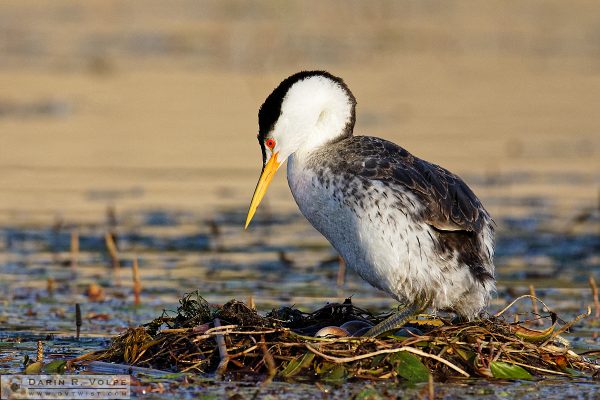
[322,364,348,382]
[24,361,43,374]
[564,368,585,377]
[490,361,532,380]
[43,360,67,374]
[370,354,386,368]
[389,351,430,383]
[454,347,475,363]
[354,385,385,400]
[316,362,348,382]
[280,352,315,378]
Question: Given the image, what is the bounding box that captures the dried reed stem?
[36,341,44,363]
[428,373,434,400]
[104,232,121,287]
[495,295,552,318]
[75,303,82,340]
[260,335,276,384]
[336,256,346,288]
[305,343,470,377]
[70,229,79,277]
[589,275,600,319]
[543,306,591,346]
[213,318,229,376]
[132,257,141,306]
[247,296,256,310]
[529,285,544,326]
[47,278,55,297]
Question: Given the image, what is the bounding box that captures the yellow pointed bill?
[245,153,281,229]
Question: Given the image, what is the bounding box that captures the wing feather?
[327,136,488,233]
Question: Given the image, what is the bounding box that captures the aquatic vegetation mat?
[71,291,599,382]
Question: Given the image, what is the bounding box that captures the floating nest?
[74,291,599,383]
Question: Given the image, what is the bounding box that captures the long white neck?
[272,75,355,160]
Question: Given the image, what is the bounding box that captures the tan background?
[1,0,599,225]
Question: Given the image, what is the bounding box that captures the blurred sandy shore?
[1,0,599,225]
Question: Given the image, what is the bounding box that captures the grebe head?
[245,71,356,228]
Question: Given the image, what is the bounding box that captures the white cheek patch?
[317,109,329,125]
[275,76,354,155]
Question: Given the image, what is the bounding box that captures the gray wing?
[328,136,489,233]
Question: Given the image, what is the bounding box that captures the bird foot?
[362,303,422,338]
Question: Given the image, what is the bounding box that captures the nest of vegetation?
[74,291,599,383]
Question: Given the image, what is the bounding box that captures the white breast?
[286,153,484,313]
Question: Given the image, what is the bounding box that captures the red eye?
[265,138,276,149]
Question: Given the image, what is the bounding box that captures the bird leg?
[363,303,425,338]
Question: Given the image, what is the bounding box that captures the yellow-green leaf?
[280,352,315,378]
[490,361,532,380]
[514,312,557,343]
[564,368,585,377]
[454,347,475,363]
[322,364,348,382]
[514,324,555,343]
[43,360,67,374]
[389,351,430,383]
[354,386,385,400]
[316,362,348,382]
[24,362,43,374]
[370,354,386,368]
